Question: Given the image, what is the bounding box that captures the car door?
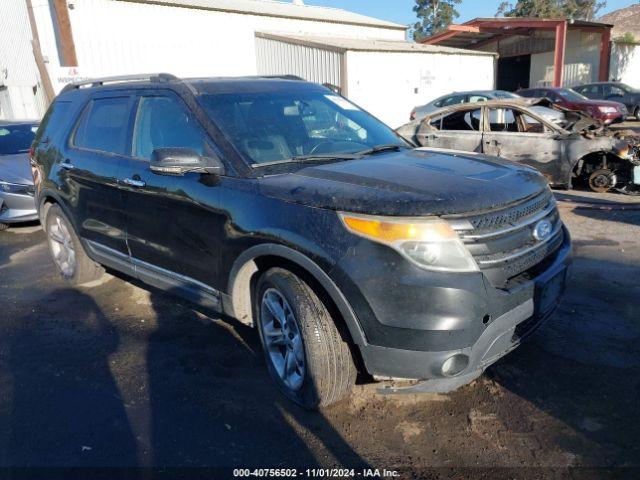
[417,107,484,153]
[604,84,631,109]
[118,89,226,293]
[481,106,567,185]
[62,93,135,256]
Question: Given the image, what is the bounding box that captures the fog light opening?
[441,354,469,377]
[482,314,491,325]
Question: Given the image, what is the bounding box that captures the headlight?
[0,181,35,196]
[339,212,479,272]
[598,106,617,114]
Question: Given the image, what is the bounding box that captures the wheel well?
[234,254,367,375]
[231,255,346,331]
[573,152,631,177]
[39,195,58,223]
[230,255,359,346]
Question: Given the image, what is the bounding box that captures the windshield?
[620,83,638,93]
[198,89,406,165]
[0,124,38,155]
[558,89,588,102]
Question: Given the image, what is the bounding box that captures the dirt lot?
[0,189,639,478]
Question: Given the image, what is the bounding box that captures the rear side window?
[34,100,71,146]
[74,97,131,155]
[442,95,465,107]
[430,109,481,131]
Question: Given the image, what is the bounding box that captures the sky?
[308,0,637,26]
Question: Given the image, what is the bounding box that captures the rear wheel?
[634,106,640,122]
[45,204,104,285]
[256,268,356,409]
[0,223,8,232]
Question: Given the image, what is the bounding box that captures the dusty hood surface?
[257,149,548,216]
[0,153,33,185]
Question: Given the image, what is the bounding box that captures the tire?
[0,223,8,232]
[255,267,357,409]
[635,107,640,122]
[45,204,104,285]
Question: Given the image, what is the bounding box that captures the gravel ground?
[0,190,639,478]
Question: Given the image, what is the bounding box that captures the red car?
[518,87,628,125]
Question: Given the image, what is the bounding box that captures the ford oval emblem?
[533,220,552,242]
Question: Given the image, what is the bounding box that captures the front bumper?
[0,191,38,224]
[335,227,572,384]
[600,112,625,125]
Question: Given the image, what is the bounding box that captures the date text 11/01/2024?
[233,469,400,478]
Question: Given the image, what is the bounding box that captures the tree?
[496,0,606,20]
[413,0,462,42]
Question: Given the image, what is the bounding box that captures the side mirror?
[150,147,225,176]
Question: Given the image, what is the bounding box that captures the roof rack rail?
[259,75,306,81]
[60,73,179,93]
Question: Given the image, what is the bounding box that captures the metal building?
[422,17,614,90]
[0,0,496,127]
[256,32,496,127]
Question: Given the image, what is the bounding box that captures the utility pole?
[25,0,55,105]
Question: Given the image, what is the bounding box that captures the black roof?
[59,74,316,96]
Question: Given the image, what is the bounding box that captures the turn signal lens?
[339,213,479,272]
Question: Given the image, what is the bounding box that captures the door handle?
[122,177,146,188]
[485,139,500,146]
[60,160,75,170]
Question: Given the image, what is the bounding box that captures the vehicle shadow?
[2,288,138,467]
[486,255,640,466]
[145,285,369,469]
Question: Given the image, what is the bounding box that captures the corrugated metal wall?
[0,0,47,119]
[255,37,343,89]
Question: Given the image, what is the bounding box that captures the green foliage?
[413,0,462,42]
[496,0,607,20]
[616,32,638,44]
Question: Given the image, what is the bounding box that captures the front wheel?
[588,169,617,193]
[45,204,105,285]
[256,268,357,409]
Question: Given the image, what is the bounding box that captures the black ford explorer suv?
[32,74,571,408]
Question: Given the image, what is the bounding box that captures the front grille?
[445,190,564,287]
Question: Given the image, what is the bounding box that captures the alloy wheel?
[259,288,305,391]
[48,214,76,277]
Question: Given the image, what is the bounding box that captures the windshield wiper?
[252,153,361,168]
[355,144,405,156]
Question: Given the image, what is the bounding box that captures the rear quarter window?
[73,97,131,155]
[34,100,72,146]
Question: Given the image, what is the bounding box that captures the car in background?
[411,90,518,120]
[397,98,640,195]
[0,120,39,231]
[517,87,627,125]
[410,89,565,125]
[573,82,640,121]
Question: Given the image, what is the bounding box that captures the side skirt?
[84,239,221,311]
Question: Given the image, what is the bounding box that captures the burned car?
[397,99,640,195]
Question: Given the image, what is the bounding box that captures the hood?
[0,153,34,185]
[257,149,548,216]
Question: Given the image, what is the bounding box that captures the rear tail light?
[410,110,416,120]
